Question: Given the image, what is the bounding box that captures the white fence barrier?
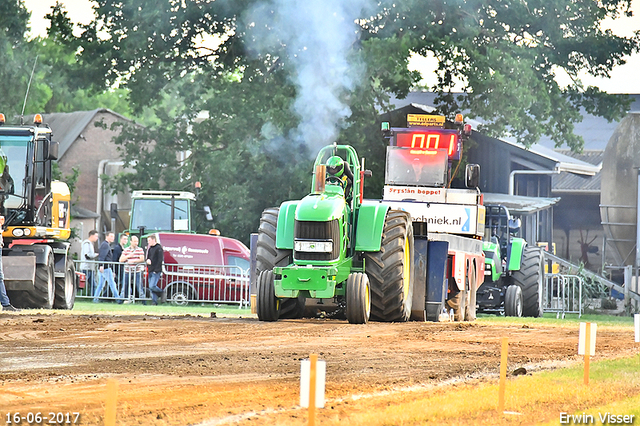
[74,260,250,307]
[544,274,583,318]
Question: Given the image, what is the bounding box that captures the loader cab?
[0,118,57,228]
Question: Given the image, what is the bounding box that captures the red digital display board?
[394,129,461,160]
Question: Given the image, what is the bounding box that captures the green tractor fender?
[482,240,502,282]
[354,201,390,252]
[507,238,527,271]
[275,200,299,250]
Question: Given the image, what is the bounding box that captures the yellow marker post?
[309,354,318,426]
[498,337,508,413]
[104,379,118,426]
[584,322,591,386]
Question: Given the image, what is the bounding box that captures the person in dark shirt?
[93,232,122,303]
[112,234,128,292]
[146,234,164,305]
[0,215,19,312]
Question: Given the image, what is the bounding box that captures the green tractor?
[255,144,414,324]
[477,205,545,317]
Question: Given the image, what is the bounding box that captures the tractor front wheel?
[346,272,371,324]
[255,207,305,319]
[504,284,523,317]
[364,210,414,322]
[257,270,279,322]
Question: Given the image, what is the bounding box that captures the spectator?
[112,234,128,291]
[93,232,122,303]
[120,235,146,302]
[80,230,99,295]
[146,234,164,305]
[0,215,19,312]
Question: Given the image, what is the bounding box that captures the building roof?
[551,150,605,194]
[484,193,560,214]
[71,205,100,219]
[27,109,131,159]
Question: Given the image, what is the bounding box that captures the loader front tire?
[54,259,76,309]
[11,253,55,309]
[364,210,414,322]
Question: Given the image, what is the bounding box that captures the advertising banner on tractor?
[384,201,482,236]
[383,185,446,203]
[407,114,445,128]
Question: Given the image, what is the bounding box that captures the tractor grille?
[294,220,341,261]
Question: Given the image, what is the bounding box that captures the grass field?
[477,312,636,327]
[342,355,640,426]
[68,301,635,326]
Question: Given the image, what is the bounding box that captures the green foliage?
[363,0,639,150]
[0,1,133,118]
[29,0,639,241]
[70,0,639,241]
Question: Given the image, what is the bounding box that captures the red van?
[155,233,250,306]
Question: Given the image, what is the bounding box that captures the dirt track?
[0,312,636,425]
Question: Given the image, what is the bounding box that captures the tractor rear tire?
[513,246,545,317]
[346,272,371,324]
[504,284,523,317]
[257,270,279,322]
[54,259,76,309]
[256,207,305,319]
[364,210,414,322]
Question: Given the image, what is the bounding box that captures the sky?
[24,0,640,94]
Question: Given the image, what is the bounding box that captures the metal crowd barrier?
[74,260,250,307]
[544,274,583,318]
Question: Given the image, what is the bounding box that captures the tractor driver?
[326,156,354,201]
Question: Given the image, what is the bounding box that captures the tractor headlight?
[12,228,24,237]
[23,228,31,236]
[295,240,333,253]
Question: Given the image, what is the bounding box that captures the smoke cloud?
[242,0,373,153]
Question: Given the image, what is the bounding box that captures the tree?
[363,0,639,150]
[0,1,134,119]
[0,0,34,116]
[76,0,639,241]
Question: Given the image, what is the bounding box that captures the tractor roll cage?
[311,144,362,208]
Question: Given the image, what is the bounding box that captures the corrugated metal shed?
[484,193,559,214]
[552,150,604,193]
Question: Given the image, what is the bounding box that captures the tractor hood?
[295,187,346,222]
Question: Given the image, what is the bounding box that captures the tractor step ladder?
[544,252,640,305]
